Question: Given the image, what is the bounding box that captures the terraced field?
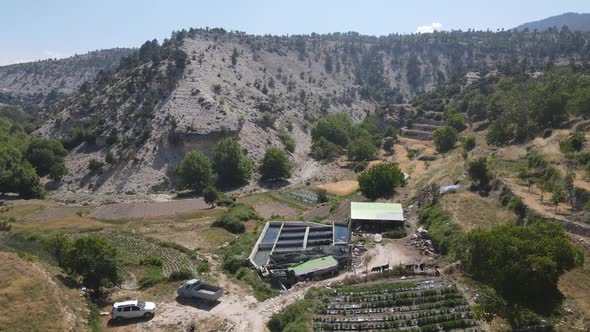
[71,231,204,276]
[314,279,478,332]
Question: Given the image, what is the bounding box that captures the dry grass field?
[441,191,517,230]
[0,252,88,332]
[316,180,359,196]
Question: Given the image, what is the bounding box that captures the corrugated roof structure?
[288,256,338,276]
[350,202,404,221]
[249,221,350,268]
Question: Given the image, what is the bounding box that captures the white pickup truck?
[177,279,223,302]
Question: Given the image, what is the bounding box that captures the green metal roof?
[350,202,404,221]
[288,256,338,276]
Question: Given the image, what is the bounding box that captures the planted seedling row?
[320,301,469,316]
[315,306,471,324]
[327,293,465,310]
[334,287,459,303]
[314,313,471,331]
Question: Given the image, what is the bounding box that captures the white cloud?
[416,22,443,34]
[43,50,67,60]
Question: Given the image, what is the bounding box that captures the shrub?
[383,226,407,239]
[212,214,245,234]
[168,269,194,281]
[138,266,165,289]
[560,132,585,153]
[88,159,104,173]
[315,189,329,203]
[383,138,395,152]
[139,256,163,267]
[462,135,476,151]
[446,113,466,131]
[203,185,220,207]
[418,204,462,255]
[433,126,458,153]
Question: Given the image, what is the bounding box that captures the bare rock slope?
[37,29,590,195]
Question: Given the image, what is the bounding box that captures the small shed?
[350,202,404,232]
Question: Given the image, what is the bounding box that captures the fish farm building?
[249,221,351,284]
[350,202,405,232]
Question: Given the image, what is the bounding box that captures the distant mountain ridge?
[0,48,133,111]
[513,12,590,32]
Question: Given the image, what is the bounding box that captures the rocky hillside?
[0,48,133,111]
[36,28,590,195]
[514,12,590,32]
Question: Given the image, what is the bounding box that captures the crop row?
[327,293,465,310]
[280,189,322,205]
[315,306,471,324]
[336,281,418,295]
[334,287,459,303]
[73,231,200,275]
[314,313,472,331]
[321,300,469,316]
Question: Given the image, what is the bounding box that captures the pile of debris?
[406,227,438,257]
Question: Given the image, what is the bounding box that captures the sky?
[1,0,589,66]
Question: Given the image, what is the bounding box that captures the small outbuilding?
[350,202,404,232]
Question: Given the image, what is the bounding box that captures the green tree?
[203,185,220,208]
[260,147,293,181]
[311,113,353,147]
[466,94,487,122]
[466,156,492,190]
[446,113,466,132]
[231,48,238,66]
[177,151,214,193]
[559,132,585,153]
[539,166,561,202]
[25,138,67,177]
[551,187,566,214]
[44,234,72,267]
[383,138,395,152]
[212,137,252,187]
[433,126,458,153]
[49,163,68,181]
[460,221,582,315]
[486,119,514,146]
[563,171,576,208]
[63,236,121,294]
[347,137,377,161]
[358,162,406,200]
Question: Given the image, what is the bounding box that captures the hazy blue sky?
[1,0,589,65]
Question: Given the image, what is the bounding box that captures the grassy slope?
[0,252,90,332]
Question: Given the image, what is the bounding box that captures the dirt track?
[89,198,209,220]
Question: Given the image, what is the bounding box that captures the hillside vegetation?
[29,27,590,195]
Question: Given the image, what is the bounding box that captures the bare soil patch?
[254,201,298,219]
[89,198,210,220]
[316,180,359,196]
[365,239,423,269]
